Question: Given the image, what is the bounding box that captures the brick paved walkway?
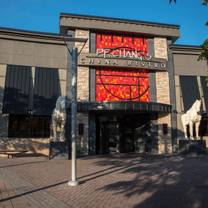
[0,154,208,208]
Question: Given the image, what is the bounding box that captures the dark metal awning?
[2,65,61,116]
[76,101,171,113]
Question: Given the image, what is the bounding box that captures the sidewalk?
[0,154,208,208]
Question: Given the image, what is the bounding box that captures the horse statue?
[51,96,67,142]
[181,99,202,140]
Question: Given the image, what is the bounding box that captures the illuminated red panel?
[96,69,149,102]
[96,34,149,102]
[96,34,148,54]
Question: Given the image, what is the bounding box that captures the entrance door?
[119,123,135,153]
[99,121,119,154]
[96,113,153,154]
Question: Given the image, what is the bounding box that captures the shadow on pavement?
[93,154,208,208]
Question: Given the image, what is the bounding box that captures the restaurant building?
[0,13,207,156]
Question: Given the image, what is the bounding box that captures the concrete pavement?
[0,154,208,208]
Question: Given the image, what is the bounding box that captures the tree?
[198,39,208,63]
[169,0,208,5]
[169,0,208,63]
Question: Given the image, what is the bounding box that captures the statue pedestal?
[49,141,67,159]
[178,139,206,155]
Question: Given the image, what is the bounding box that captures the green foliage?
[169,0,208,4]
[198,39,208,62]
[202,0,208,5]
[198,39,208,85]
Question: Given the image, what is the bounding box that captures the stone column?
[59,68,67,96]
[175,75,184,139]
[75,29,90,155]
[154,38,172,154]
[0,64,8,150]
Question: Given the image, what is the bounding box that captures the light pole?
[62,36,88,186]
[68,47,78,186]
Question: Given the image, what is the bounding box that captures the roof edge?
[0,26,62,39]
[172,44,202,49]
[60,13,180,29]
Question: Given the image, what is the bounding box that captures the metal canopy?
[74,102,172,113]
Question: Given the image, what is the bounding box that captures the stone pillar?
[77,113,89,155]
[59,68,67,96]
[75,29,90,155]
[157,113,172,154]
[75,29,89,102]
[154,38,172,154]
[0,64,8,139]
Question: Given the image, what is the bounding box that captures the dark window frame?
[8,114,51,138]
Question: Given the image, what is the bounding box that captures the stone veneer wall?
[59,68,67,96]
[0,138,50,156]
[154,38,172,154]
[75,29,90,155]
[0,64,8,139]
[75,29,90,101]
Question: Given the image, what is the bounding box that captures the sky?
[0,0,207,45]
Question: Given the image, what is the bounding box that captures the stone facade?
[154,38,170,105]
[157,114,172,154]
[0,138,50,156]
[59,68,67,96]
[154,38,172,154]
[75,29,90,155]
[0,64,8,139]
[75,29,90,101]
[154,38,168,60]
[156,72,170,104]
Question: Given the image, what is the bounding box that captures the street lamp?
[62,36,88,186]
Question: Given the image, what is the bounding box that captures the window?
[162,123,168,135]
[78,123,84,135]
[3,65,61,116]
[199,116,208,136]
[8,115,51,138]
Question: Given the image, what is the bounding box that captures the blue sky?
[0,0,207,45]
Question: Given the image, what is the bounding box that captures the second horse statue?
[181,99,202,140]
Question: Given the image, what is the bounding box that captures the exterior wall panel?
[0,39,68,69]
[173,53,207,76]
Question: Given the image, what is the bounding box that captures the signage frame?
[78,53,168,71]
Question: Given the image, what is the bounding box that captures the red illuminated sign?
[95,33,150,102]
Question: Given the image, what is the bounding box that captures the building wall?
[75,29,90,155]
[0,35,68,156]
[0,39,67,69]
[174,75,184,138]
[0,64,51,155]
[0,64,8,138]
[173,47,208,143]
[0,16,194,156]
[154,37,172,154]
[75,29,90,101]
[174,53,207,76]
